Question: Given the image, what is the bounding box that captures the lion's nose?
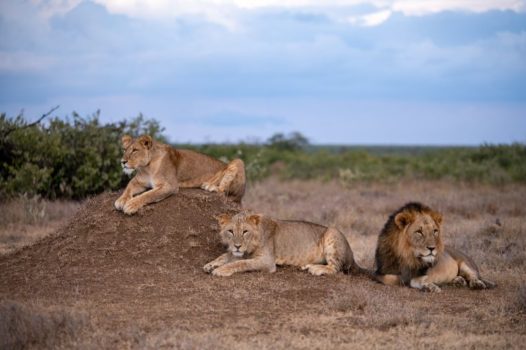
[427,246,436,252]
[234,244,241,249]
[121,159,127,165]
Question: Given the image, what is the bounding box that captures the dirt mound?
[0,189,239,297]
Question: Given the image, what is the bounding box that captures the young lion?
[114,135,245,215]
[204,212,365,277]
[374,202,495,293]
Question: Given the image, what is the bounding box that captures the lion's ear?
[247,214,262,227]
[215,213,232,227]
[121,135,132,149]
[431,211,443,226]
[138,135,153,149]
[394,211,413,230]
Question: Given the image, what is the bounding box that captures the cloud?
[1,1,525,103]
[347,9,391,26]
[0,0,525,146]
[91,1,526,18]
[392,0,526,16]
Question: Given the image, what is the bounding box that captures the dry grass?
[0,300,88,350]
[0,195,81,255]
[1,179,525,349]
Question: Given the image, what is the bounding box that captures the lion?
[114,135,245,215]
[203,212,367,277]
[374,202,495,292]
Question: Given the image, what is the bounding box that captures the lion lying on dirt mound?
[374,202,495,292]
[114,135,246,214]
[204,212,367,277]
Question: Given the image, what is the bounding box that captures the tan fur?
[374,202,495,292]
[204,212,366,277]
[114,135,246,215]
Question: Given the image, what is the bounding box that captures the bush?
[0,110,166,199]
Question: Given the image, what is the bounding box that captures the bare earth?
[0,180,525,349]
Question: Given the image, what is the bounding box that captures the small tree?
[266,131,309,151]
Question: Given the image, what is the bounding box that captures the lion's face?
[395,209,444,267]
[216,213,262,258]
[120,135,153,174]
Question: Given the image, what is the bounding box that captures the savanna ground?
[1,179,525,349]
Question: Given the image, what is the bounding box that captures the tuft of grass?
[0,300,88,349]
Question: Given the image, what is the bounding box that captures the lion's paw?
[201,182,218,192]
[123,199,142,215]
[114,196,128,211]
[469,279,487,290]
[211,267,234,277]
[203,263,217,274]
[422,283,442,293]
[452,276,468,288]
[306,264,336,276]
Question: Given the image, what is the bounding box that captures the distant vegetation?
[182,137,526,185]
[1,110,525,200]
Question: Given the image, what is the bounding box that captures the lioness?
[114,135,245,214]
[374,202,495,292]
[204,212,365,277]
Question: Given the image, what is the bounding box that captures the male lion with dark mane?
[374,202,495,293]
[114,135,245,215]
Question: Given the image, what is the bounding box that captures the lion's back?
[273,220,328,266]
[173,148,226,181]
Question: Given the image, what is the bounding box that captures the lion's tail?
[344,262,375,280]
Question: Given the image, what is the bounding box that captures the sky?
[0,0,525,145]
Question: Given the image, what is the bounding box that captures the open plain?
[1,179,525,349]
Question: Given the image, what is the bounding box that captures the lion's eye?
[131,149,138,154]
[415,230,424,238]
[433,229,439,236]
[242,230,249,236]
[226,230,234,237]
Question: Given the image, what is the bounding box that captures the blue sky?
[1,0,525,145]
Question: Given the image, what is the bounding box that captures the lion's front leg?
[410,275,442,293]
[115,178,148,211]
[375,274,402,286]
[122,183,176,215]
[211,258,275,277]
[203,253,233,273]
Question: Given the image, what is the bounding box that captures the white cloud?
[92,0,526,17]
[87,0,526,29]
[392,0,526,16]
[347,9,391,26]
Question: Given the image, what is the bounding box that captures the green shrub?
[0,110,166,199]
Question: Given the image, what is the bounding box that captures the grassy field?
[0,195,81,255]
[0,179,525,349]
